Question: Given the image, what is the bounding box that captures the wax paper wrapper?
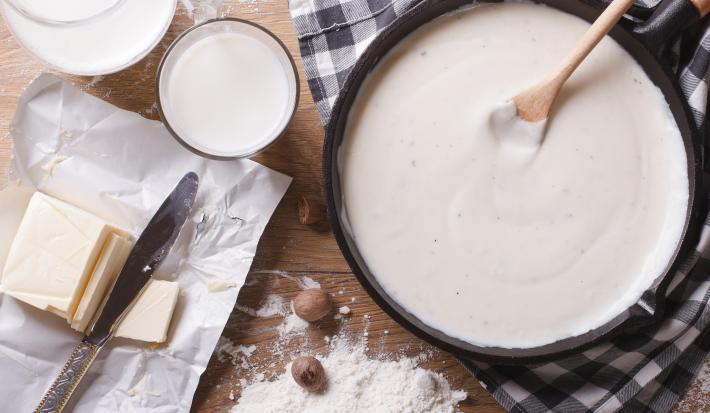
[0,73,291,412]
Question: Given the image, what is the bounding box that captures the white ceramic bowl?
[1,0,176,76]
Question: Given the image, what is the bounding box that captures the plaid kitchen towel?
[288,0,710,412]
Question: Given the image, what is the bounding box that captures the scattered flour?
[180,0,224,23]
[236,294,285,317]
[298,276,321,289]
[216,337,257,368]
[249,269,291,277]
[180,0,195,16]
[256,295,285,317]
[277,312,309,339]
[232,338,466,413]
[143,102,158,116]
[221,288,460,412]
[87,75,104,87]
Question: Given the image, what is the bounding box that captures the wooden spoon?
[513,0,635,123]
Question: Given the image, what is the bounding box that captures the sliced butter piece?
[71,233,133,333]
[1,192,128,319]
[115,279,179,343]
[206,279,236,292]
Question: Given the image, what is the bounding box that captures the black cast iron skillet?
[324,0,710,364]
[324,0,707,364]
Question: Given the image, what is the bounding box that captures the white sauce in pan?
[340,2,689,348]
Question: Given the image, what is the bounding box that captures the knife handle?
[34,340,100,413]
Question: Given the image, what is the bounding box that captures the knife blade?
[35,172,199,413]
[89,171,199,344]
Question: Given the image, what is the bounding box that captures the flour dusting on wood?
[214,278,466,412]
[235,294,285,317]
[232,335,466,412]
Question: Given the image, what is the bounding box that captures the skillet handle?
[633,0,708,58]
[690,0,710,16]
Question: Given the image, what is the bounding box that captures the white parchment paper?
[0,73,292,412]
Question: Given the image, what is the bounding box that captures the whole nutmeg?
[293,288,332,322]
[291,356,326,392]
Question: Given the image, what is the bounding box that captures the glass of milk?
[157,18,300,160]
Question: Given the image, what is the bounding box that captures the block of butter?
[71,233,133,333]
[1,192,130,320]
[115,279,180,343]
[1,192,180,343]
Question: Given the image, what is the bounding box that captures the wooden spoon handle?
[690,0,710,17]
[552,0,635,86]
[514,0,635,122]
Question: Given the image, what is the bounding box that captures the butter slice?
[115,280,179,343]
[71,233,133,333]
[1,192,128,319]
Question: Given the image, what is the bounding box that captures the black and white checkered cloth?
[288,0,710,411]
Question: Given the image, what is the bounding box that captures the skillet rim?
[323,0,704,364]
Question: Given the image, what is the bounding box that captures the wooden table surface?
[0,1,707,412]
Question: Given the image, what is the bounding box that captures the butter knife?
[34,172,199,413]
